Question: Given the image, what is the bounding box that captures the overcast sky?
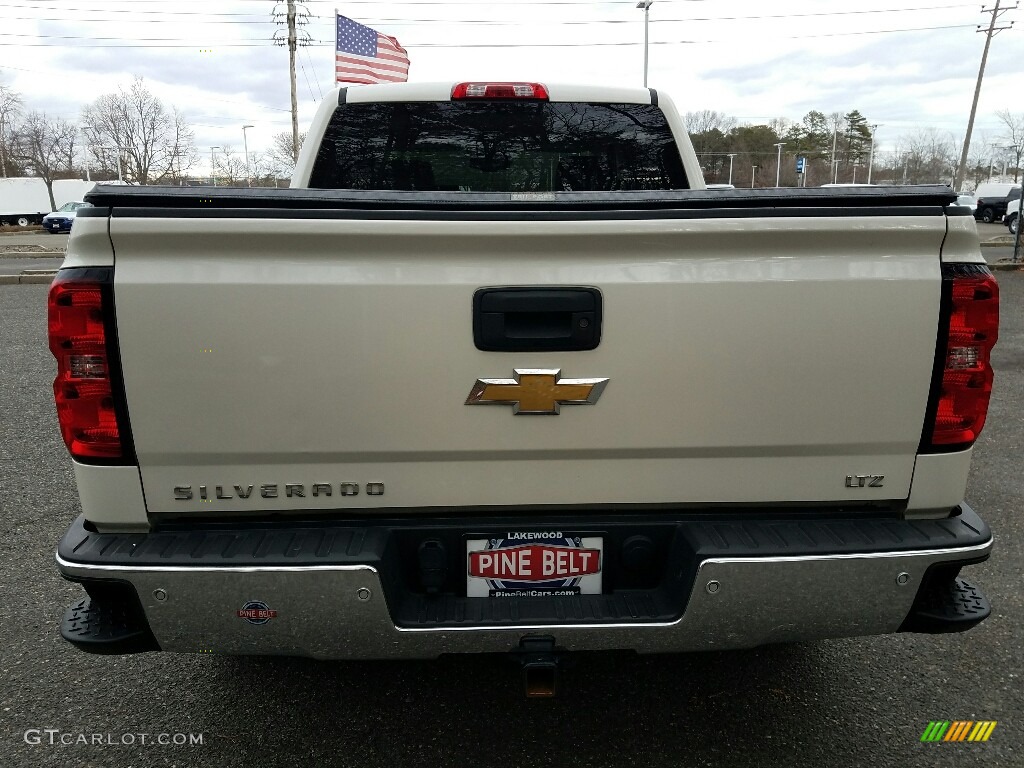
[1,0,1021,175]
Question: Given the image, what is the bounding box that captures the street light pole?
[636,1,653,88]
[210,146,220,186]
[774,142,785,187]
[830,124,839,183]
[727,153,735,185]
[242,125,254,187]
[113,145,123,183]
[80,125,92,182]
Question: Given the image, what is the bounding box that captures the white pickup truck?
[51,82,998,693]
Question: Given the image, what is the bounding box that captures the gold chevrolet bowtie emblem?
[465,369,609,415]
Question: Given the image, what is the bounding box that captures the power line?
[297,56,318,103]
[0,14,277,24]
[0,3,977,24]
[318,23,987,45]
[360,5,975,23]
[0,41,272,47]
[0,2,275,14]
[303,46,324,100]
[0,21,991,47]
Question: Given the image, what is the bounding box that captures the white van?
[974,182,1019,200]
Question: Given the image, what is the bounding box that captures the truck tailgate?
[106,206,946,516]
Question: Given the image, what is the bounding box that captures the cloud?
[2,0,1021,160]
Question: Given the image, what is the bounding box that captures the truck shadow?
[213,643,845,765]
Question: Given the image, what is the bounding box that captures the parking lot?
[1,273,1022,768]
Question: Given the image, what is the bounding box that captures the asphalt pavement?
[0,276,1022,768]
[0,232,68,247]
[0,258,64,275]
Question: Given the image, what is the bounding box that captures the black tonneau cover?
[84,184,960,218]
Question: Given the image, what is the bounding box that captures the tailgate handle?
[473,287,602,352]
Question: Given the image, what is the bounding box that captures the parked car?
[42,201,90,233]
[1006,204,1020,235]
[973,182,1021,223]
[956,194,977,213]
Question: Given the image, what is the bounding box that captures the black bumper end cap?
[900,577,991,635]
[61,597,160,655]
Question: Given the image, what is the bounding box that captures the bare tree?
[894,128,958,186]
[213,146,247,186]
[684,112,737,182]
[965,130,992,189]
[247,151,285,187]
[267,130,305,178]
[165,109,198,184]
[995,110,1023,182]
[0,83,23,178]
[82,77,196,184]
[15,111,78,210]
[768,117,794,139]
[684,110,737,136]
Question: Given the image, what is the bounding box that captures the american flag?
[335,14,409,85]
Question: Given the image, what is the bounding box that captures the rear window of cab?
[309,101,689,192]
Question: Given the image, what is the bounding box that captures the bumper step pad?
[901,577,991,634]
[61,597,160,655]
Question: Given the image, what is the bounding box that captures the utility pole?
[954,0,1015,192]
[727,153,735,185]
[286,0,298,163]
[273,1,311,164]
[774,142,785,187]
[751,166,757,188]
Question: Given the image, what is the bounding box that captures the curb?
[990,262,1023,271]
[0,251,65,258]
[980,239,1015,248]
[0,273,55,285]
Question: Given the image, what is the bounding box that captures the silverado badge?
[465,369,609,415]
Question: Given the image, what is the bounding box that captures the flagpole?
[334,8,339,85]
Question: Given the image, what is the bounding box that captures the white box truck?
[0,177,94,226]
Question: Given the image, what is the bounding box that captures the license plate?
[466,532,603,597]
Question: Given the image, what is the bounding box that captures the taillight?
[47,268,132,463]
[451,82,549,100]
[921,264,999,452]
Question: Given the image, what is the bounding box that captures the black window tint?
[309,101,688,192]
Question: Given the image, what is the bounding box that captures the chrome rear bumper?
[56,507,993,658]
